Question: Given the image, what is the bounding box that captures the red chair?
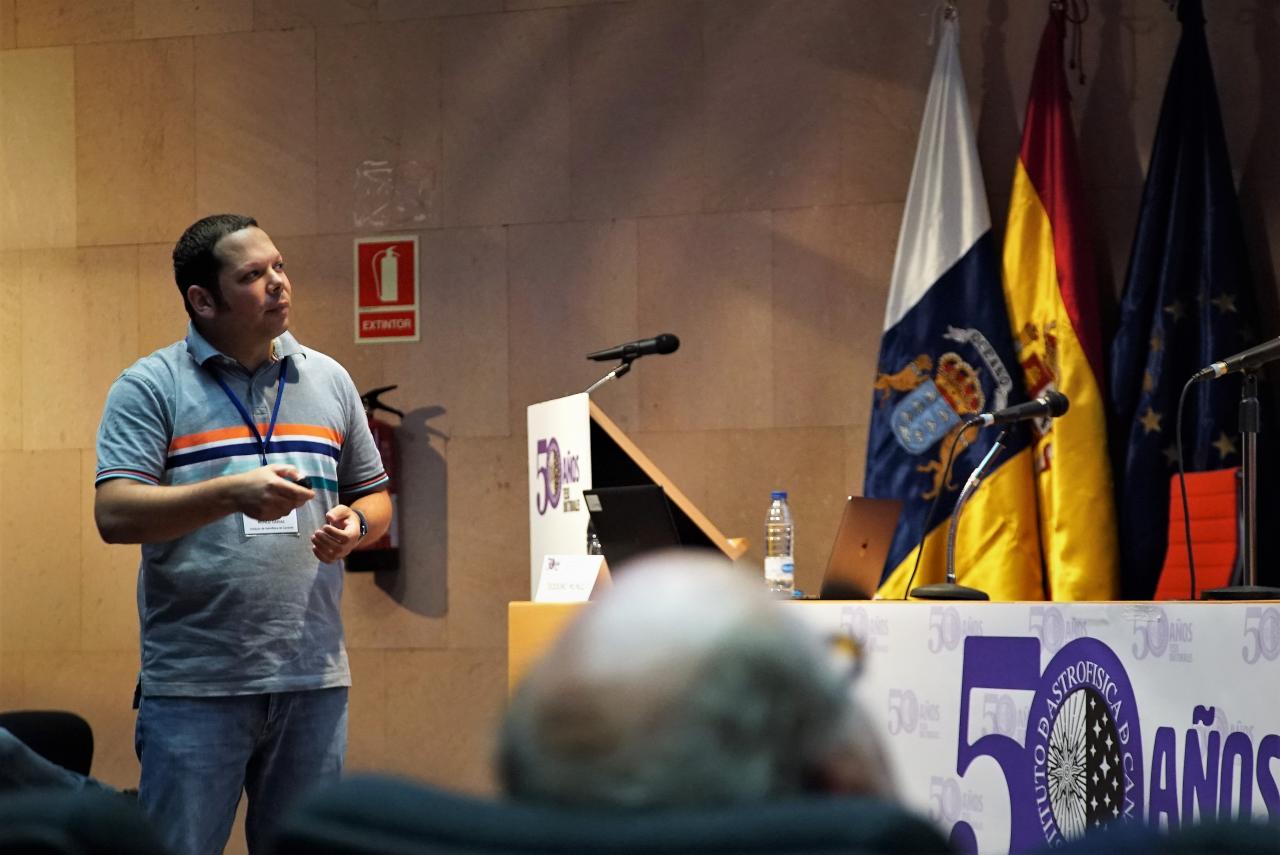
[1155,467,1239,600]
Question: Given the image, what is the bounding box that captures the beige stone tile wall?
[1,451,82,653]
[12,0,132,48]
[0,1,14,50]
[568,1,704,219]
[194,28,317,236]
[771,202,900,429]
[20,246,138,450]
[0,47,76,250]
[637,211,774,431]
[76,38,195,246]
[0,251,20,450]
[0,4,1277,855]
[703,0,850,211]
[508,219,638,432]
[441,10,571,227]
[316,19,442,235]
[132,0,253,40]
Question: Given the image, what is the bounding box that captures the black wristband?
[353,508,368,541]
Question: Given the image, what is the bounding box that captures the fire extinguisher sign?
[354,235,420,343]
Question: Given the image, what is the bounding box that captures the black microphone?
[1192,336,1280,381]
[966,390,1069,427]
[586,333,680,362]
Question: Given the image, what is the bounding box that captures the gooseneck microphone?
[587,333,680,362]
[965,390,1069,427]
[1192,336,1280,381]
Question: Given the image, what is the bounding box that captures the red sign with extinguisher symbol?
[354,236,420,343]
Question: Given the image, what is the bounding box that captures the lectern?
[526,393,747,594]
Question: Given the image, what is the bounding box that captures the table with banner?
[521,395,1280,850]
[508,599,1280,853]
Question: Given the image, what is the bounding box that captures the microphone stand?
[1202,372,1280,599]
[583,357,635,395]
[911,426,1009,601]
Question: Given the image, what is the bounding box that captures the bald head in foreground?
[498,550,894,808]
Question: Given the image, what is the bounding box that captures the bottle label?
[764,556,794,582]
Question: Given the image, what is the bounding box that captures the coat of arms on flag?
[1015,320,1065,466]
[879,327,1015,499]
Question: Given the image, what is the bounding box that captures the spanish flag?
[1001,6,1119,600]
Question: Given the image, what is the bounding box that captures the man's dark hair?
[172,214,258,317]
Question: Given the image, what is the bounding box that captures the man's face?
[207,226,292,342]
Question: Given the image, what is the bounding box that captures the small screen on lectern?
[582,484,683,569]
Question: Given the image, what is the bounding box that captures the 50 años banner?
[791,601,1280,852]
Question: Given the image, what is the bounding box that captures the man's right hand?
[96,465,317,544]
[232,464,316,521]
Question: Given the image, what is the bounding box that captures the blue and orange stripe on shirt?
[166,423,343,470]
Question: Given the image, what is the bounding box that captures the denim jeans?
[135,687,347,855]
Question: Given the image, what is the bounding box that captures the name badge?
[242,510,300,536]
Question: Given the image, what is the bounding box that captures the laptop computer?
[582,484,685,569]
[819,496,903,600]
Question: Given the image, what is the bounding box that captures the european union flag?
[1110,0,1268,598]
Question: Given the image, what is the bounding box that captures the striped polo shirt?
[95,324,388,697]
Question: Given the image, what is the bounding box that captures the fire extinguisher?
[347,385,403,573]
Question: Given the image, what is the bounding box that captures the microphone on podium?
[965,390,1069,427]
[912,391,1069,602]
[587,334,680,362]
[1191,336,1280,381]
[583,334,680,395]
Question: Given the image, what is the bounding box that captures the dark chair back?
[1050,817,1280,854]
[0,789,168,855]
[271,774,953,855]
[0,711,94,776]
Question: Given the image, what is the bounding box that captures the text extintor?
[354,235,420,343]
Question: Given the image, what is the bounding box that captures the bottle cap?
[770,490,787,500]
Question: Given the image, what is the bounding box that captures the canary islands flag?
[865,13,1044,600]
[1000,6,1119,600]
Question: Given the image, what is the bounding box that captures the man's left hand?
[311,505,362,563]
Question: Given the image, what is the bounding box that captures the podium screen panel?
[583,485,686,569]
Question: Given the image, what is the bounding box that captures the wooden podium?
[526,393,747,594]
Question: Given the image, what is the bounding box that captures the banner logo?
[928,606,982,653]
[842,605,890,654]
[955,636,1144,852]
[1031,640,1144,845]
[533,436,581,516]
[533,437,562,515]
[1029,605,1091,654]
[1241,606,1280,664]
[1131,606,1195,663]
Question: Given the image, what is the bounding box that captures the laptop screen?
[819,496,903,600]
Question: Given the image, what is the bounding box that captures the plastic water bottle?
[586,520,604,556]
[764,491,795,594]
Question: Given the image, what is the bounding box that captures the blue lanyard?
[210,356,289,466]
